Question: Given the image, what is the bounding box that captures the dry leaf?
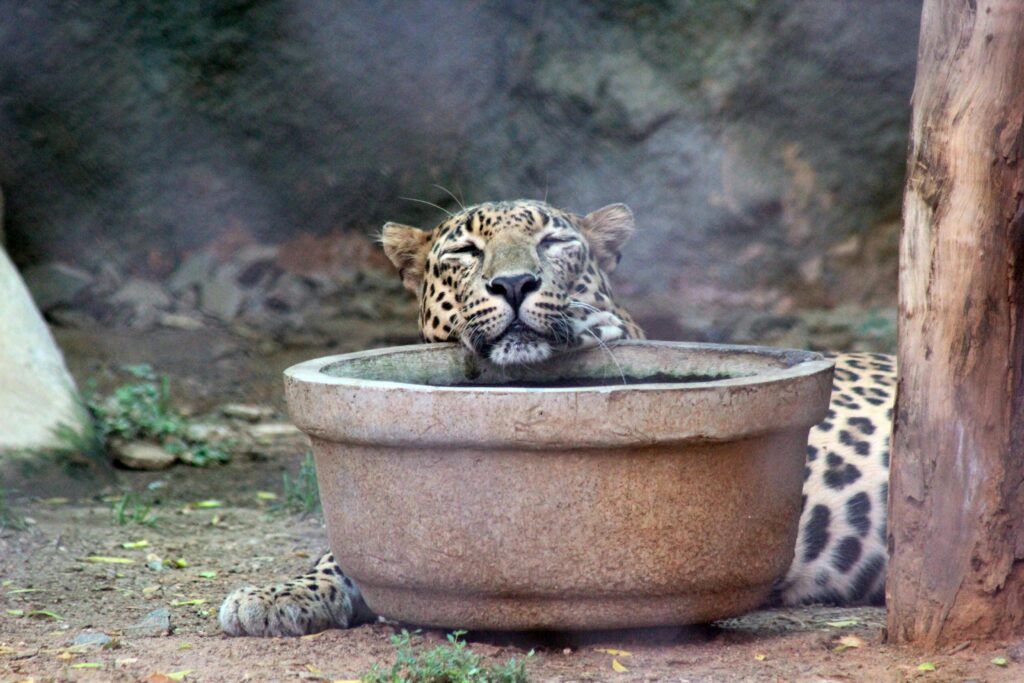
[611,658,628,673]
[595,648,632,657]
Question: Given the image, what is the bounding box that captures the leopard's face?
[382,200,642,365]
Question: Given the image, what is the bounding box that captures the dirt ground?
[2,326,1022,682]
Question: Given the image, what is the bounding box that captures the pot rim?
[284,340,832,394]
[282,341,835,447]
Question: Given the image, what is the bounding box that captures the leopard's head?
[382,199,642,365]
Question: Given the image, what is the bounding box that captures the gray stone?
[20,262,93,311]
[1007,638,1024,662]
[71,630,112,650]
[110,440,176,470]
[264,274,313,312]
[168,251,216,293]
[0,250,89,452]
[157,312,204,330]
[184,422,235,442]
[126,607,172,637]
[235,244,279,270]
[110,278,172,311]
[221,403,275,422]
[200,266,246,322]
[245,422,305,444]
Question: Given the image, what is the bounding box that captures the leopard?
[219,199,894,637]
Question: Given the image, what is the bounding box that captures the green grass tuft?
[279,452,321,516]
[111,492,159,527]
[362,630,531,683]
[44,364,234,468]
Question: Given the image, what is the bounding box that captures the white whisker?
[431,184,465,211]
[399,196,454,217]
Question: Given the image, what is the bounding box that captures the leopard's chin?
[484,322,555,366]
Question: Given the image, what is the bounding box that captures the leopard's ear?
[580,203,635,274]
[381,222,432,292]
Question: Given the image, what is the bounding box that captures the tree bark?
[888,0,1024,647]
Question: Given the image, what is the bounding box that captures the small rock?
[109,278,172,311]
[168,251,216,293]
[21,261,94,311]
[264,274,313,312]
[71,630,112,650]
[235,245,281,289]
[158,312,204,330]
[246,422,305,444]
[111,440,176,470]
[200,266,246,321]
[126,607,172,637]
[46,307,99,328]
[1007,638,1024,662]
[235,244,279,269]
[221,403,275,422]
[184,422,236,442]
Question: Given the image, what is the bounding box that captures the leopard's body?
[219,200,894,637]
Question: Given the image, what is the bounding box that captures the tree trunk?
[888,0,1024,647]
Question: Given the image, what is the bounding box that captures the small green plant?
[70,364,233,467]
[89,364,184,442]
[280,452,321,516]
[111,492,158,527]
[362,630,531,683]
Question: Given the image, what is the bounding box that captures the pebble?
[221,403,275,422]
[158,313,204,330]
[126,607,172,637]
[71,630,112,649]
[110,440,176,470]
[246,422,304,444]
[184,422,236,442]
[109,278,172,310]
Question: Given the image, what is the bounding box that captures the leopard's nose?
[487,273,541,312]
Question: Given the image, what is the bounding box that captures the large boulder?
[0,246,88,452]
[0,1,918,314]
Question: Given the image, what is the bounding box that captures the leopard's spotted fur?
[219,200,894,637]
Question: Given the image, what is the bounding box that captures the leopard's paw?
[219,553,372,637]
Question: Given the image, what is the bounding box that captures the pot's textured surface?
[285,341,833,629]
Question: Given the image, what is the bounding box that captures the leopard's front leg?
[219,552,373,637]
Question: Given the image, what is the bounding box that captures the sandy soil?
[2,486,1020,682]
[1,326,1021,682]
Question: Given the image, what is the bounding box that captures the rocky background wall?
[0,0,920,346]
